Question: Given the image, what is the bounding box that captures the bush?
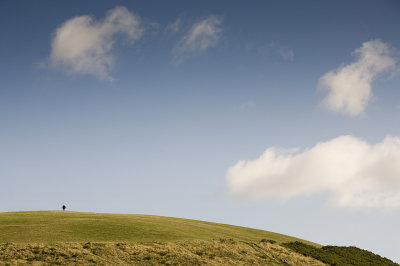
[282,241,398,266]
[260,239,276,244]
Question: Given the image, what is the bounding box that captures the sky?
[1,0,400,262]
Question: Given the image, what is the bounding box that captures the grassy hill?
[0,211,397,265]
[0,211,317,245]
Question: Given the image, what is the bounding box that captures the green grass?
[0,211,317,246]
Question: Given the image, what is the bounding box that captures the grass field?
[0,211,396,265]
[0,211,317,245]
[0,211,324,265]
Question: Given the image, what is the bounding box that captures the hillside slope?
[0,241,325,265]
[0,211,397,265]
[0,211,316,245]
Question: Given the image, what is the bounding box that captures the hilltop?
[0,211,316,245]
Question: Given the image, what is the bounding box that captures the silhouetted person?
[62,205,66,211]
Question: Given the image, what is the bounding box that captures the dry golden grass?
[0,240,326,265]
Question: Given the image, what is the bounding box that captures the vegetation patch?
[282,241,398,266]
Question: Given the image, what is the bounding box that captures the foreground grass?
[0,240,325,265]
[0,211,317,245]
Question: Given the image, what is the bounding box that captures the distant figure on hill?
[62,205,66,211]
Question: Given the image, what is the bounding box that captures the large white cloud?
[49,6,143,80]
[319,40,396,116]
[226,135,400,210]
[173,15,222,63]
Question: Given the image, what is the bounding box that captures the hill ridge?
[0,211,317,245]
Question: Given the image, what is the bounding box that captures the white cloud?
[319,39,396,116]
[173,15,222,63]
[226,135,400,210]
[49,6,143,80]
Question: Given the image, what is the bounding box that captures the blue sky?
[1,0,400,262]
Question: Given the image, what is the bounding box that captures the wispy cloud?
[172,15,222,64]
[319,39,396,116]
[248,41,294,61]
[226,135,400,210]
[49,6,143,80]
[278,46,294,61]
[166,18,182,33]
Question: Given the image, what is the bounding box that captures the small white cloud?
[319,39,396,116]
[49,6,143,80]
[173,15,222,63]
[226,135,400,210]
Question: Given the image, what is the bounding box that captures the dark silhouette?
[62,205,66,211]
